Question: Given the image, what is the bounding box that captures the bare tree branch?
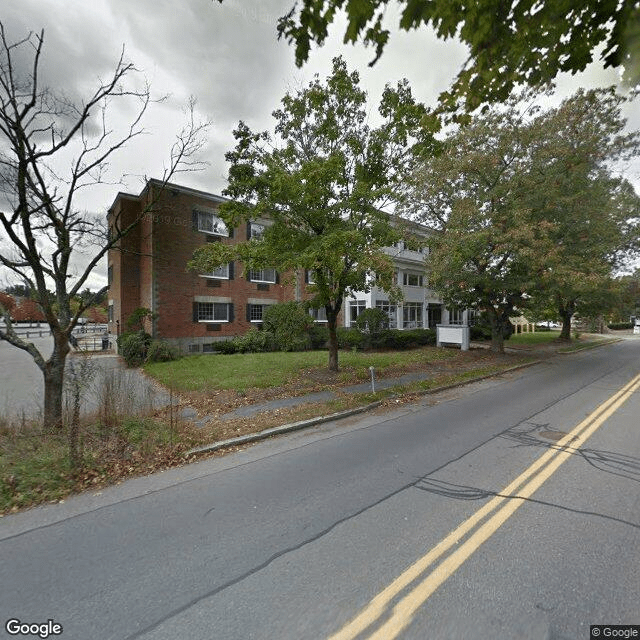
[0,22,211,429]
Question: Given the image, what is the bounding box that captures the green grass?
[0,434,75,511]
[508,330,562,345]
[144,347,458,393]
[0,414,185,514]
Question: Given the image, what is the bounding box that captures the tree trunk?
[489,318,504,353]
[43,333,70,431]
[487,307,513,353]
[327,308,339,372]
[559,312,572,341]
[558,299,575,341]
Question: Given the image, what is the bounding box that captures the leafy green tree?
[522,88,640,338]
[274,0,640,117]
[403,92,540,352]
[190,57,432,370]
[612,270,640,322]
[404,87,640,350]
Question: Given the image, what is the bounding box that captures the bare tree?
[0,23,209,430]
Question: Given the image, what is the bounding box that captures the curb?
[556,337,621,354]
[185,359,542,457]
[185,401,383,456]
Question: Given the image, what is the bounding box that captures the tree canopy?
[403,87,640,350]
[190,56,432,370]
[275,0,640,116]
[521,88,640,337]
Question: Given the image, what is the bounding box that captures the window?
[403,302,423,329]
[188,344,200,353]
[375,300,397,329]
[198,302,230,322]
[108,303,114,323]
[249,268,277,283]
[108,265,113,286]
[306,270,316,284]
[403,272,424,287]
[197,211,229,236]
[202,264,230,279]
[249,222,265,239]
[349,300,366,326]
[309,307,327,322]
[248,304,270,322]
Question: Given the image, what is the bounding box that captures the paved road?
[1,341,639,639]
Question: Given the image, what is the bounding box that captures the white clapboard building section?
[344,220,470,331]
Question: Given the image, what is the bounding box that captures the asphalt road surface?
[0,337,168,419]
[2,340,639,640]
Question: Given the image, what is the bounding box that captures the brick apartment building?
[107,179,460,353]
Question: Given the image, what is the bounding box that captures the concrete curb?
[185,359,542,457]
[556,337,621,354]
[185,401,383,456]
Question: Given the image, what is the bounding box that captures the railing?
[74,334,113,352]
[10,323,107,339]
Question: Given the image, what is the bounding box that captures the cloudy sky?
[2,0,639,289]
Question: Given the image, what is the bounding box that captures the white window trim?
[198,302,230,323]
[309,307,328,323]
[375,300,397,329]
[250,268,277,284]
[249,304,271,322]
[200,264,230,279]
[197,211,229,237]
[348,300,366,326]
[402,302,423,329]
[249,222,265,239]
[403,272,424,287]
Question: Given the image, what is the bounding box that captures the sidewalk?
[181,341,551,429]
[182,334,624,454]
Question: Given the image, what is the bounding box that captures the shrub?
[263,302,313,351]
[469,313,492,340]
[403,328,436,346]
[117,331,152,367]
[307,325,329,349]
[211,339,238,354]
[607,322,633,330]
[355,308,388,335]
[337,327,365,350]
[232,328,275,353]
[146,340,181,363]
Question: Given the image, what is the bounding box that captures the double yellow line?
[329,372,640,640]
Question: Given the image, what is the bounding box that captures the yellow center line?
[328,372,640,640]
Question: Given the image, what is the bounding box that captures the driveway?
[0,337,169,421]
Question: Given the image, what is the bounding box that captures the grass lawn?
[508,330,562,345]
[144,347,459,392]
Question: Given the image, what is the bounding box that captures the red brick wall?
[107,195,143,335]
[143,185,297,342]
